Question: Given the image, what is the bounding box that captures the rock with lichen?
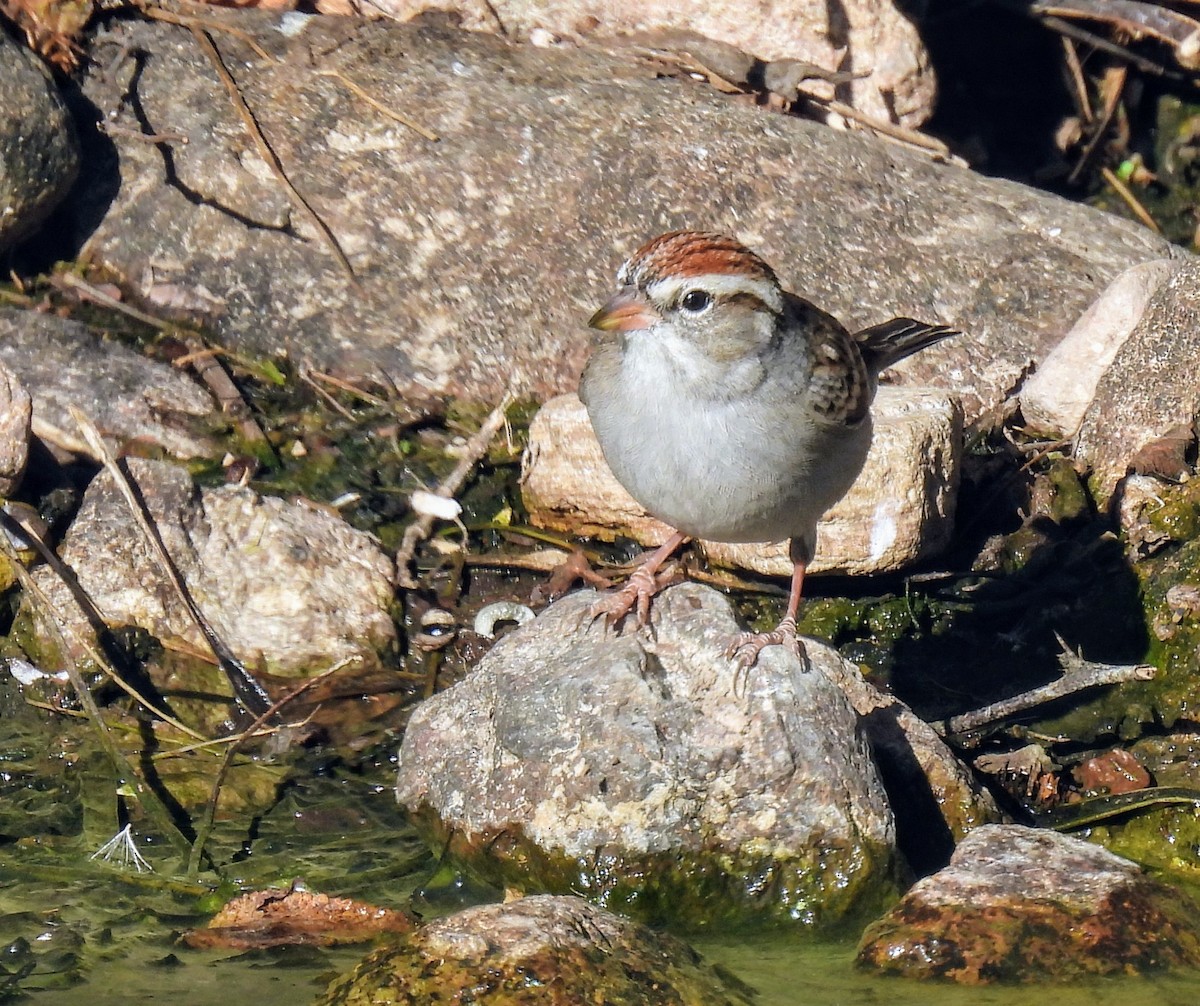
[396,582,902,931]
[857,824,1200,983]
[317,895,752,1006]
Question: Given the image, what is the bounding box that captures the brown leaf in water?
[182,886,415,949]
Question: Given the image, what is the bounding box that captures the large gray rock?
[396,582,901,930]
[68,11,1187,418]
[0,31,79,253]
[27,459,397,678]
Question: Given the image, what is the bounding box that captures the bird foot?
[589,562,679,628]
[534,548,615,605]
[725,616,809,679]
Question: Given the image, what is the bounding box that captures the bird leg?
[726,539,810,672]
[589,530,689,627]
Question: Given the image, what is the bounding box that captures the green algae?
[403,806,903,937]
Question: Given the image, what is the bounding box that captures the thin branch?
[936,642,1155,738]
[187,656,357,878]
[189,27,358,286]
[315,68,440,142]
[0,523,193,860]
[69,407,273,716]
[395,394,514,589]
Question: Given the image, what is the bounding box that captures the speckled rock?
[0,31,79,253]
[522,388,961,576]
[0,309,218,460]
[857,824,1200,983]
[25,459,396,678]
[396,582,901,931]
[318,895,752,1006]
[64,10,1187,418]
[0,361,31,496]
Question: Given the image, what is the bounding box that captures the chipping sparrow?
[579,230,956,667]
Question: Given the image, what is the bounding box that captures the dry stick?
[936,650,1155,738]
[315,68,440,142]
[139,1,277,63]
[0,525,194,860]
[176,338,271,447]
[189,27,359,287]
[53,274,272,447]
[395,394,515,589]
[69,407,273,716]
[0,513,206,741]
[1067,63,1127,186]
[186,656,357,878]
[1101,165,1161,232]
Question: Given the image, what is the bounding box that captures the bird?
[578,229,956,668]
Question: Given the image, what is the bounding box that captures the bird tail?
[854,318,958,371]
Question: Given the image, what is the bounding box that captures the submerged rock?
[857,824,1200,983]
[318,894,751,1006]
[396,582,901,931]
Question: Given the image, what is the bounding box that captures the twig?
[1067,63,1126,186]
[186,656,357,878]
[1101,165,1161,232]
[138,1,277,63]
[299,364,357,421]
[69,407,273,716]
[936,642,1155,738]
[175,336,271,447]
[0,511,205,740]
[303,368,388,408]
[807,94,964,164]
[395,394,514,589]
[189,27,358,286]
[52,272,177,330]
[314,68,440,142]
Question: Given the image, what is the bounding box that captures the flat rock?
[0,361,31,496]
[64,11,1188,418]
[26,459,396,677]
[0,31,79,253]
[857,824,1200,983]
[0,309,218,460]
[372,0,937,126]
[396,582,901,930]
[318,895,751,1006]
[521,388,961,576]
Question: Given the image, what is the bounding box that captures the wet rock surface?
[25,458,397,678]
[65,10,1186,416]
[0,31,79,253]
[857,824,1200,983]
[0,309,219,460]
[395,582,901,930]
[318,894,752,1006]
[523,388,961,576]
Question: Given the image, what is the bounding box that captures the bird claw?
[588,563,677,628]
[725,617,809,692]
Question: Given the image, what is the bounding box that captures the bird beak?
[588,287,660,332]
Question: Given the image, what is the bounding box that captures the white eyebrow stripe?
[646,273,783,313]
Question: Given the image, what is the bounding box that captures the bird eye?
[679,289,713,313]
